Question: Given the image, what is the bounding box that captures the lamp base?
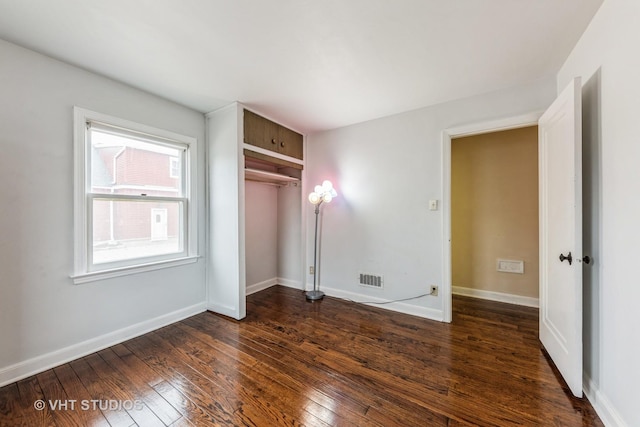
[305,290,325,301]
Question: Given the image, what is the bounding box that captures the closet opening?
[244,154,303,297]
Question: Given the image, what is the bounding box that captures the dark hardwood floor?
[0,285,603,426]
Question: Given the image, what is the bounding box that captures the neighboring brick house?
[91,144,181,247]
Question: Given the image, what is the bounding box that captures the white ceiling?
[0,0,602,133]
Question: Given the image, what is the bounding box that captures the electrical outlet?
[430,285,438,296]
[309,266,314,275]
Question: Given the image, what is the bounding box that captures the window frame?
[73,107,198,284]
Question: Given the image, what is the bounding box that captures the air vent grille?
[359,273,383,288]
[496,259,524,274]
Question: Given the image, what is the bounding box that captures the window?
[73,108,198,283]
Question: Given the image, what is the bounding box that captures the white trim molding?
[584,374,629,427]
[246,278,278,296]
[277,278,304,290]
[73,106,200,282]
[452,286,539,308]
[246,278,304,296]
[0,302,207,388]
[71,256,200,284]
[320,286,444,321]
[441,111,543,323]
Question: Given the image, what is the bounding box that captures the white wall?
[306,77,556,319]
[206,103,246,319]
[0,39,207,385]
[558,1,640,425]
[277,182,303,286]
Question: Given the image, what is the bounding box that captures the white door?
[151,208,168,241]
[538,77,583,397]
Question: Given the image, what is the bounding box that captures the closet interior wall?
[245,178,302,294]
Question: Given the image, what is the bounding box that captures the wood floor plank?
[110,343,165,387]
[69,357,137,427]
[164,322,359,427]
[0,383,23,427]
[242,293,488,424]
[189,312,462,425]
[152,325,331,427]
[125,333,253,426]
[152,380,219,426]
[137,330,300,425]
[182,313,433,425]
[182,307,453,426]
[98,348,182,425]
[0,286,604,426]
[127,337,241,425]
[52,364,110,427]
[83,352,165,427]
[173,319,378,425]
[15,376,51,427]
[37,369,93,427]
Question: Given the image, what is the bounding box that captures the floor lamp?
[306,180,337,301]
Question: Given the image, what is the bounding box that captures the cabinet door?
[244,110,278,152]
[277,126,303,160]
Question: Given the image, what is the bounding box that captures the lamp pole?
[306,202,324,301]
[306,180,336,301]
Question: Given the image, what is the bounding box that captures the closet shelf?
[245,168,300,185]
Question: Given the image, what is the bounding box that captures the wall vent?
[496,259,524,274]
[359,273,384,288]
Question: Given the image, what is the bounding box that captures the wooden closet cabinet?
[277,125,303,159]
[243,109,303,160]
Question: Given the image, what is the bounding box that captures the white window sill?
[71,256,200,285]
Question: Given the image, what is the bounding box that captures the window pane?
[92,199,183,265]
[90,128,183,196]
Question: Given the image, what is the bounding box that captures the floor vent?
[359,273,383,289]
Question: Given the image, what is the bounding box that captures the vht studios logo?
[34,399,144,411]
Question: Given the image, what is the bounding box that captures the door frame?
[441,111,543,323]
[150,208,169,241]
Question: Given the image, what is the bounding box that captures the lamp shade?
[308,179,337,205]
[308,192,321,204]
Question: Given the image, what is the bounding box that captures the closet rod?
[245,179,282,187]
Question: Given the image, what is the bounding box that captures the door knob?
[559,252,573,265]
[583,256,591,265]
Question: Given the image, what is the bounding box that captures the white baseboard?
[452,286,539,308]
[584,374,628,427]
[0,302,207,388]
[246,277,278,295]
[206,302,241,319]
[277,278,304,290]
[319,285,444,321]
[246,277,303,296]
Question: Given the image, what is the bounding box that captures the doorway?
[151,208,168,241]
[441,113,541,323]
[451,126,539,311]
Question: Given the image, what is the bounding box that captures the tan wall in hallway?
[452,126,539,298]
